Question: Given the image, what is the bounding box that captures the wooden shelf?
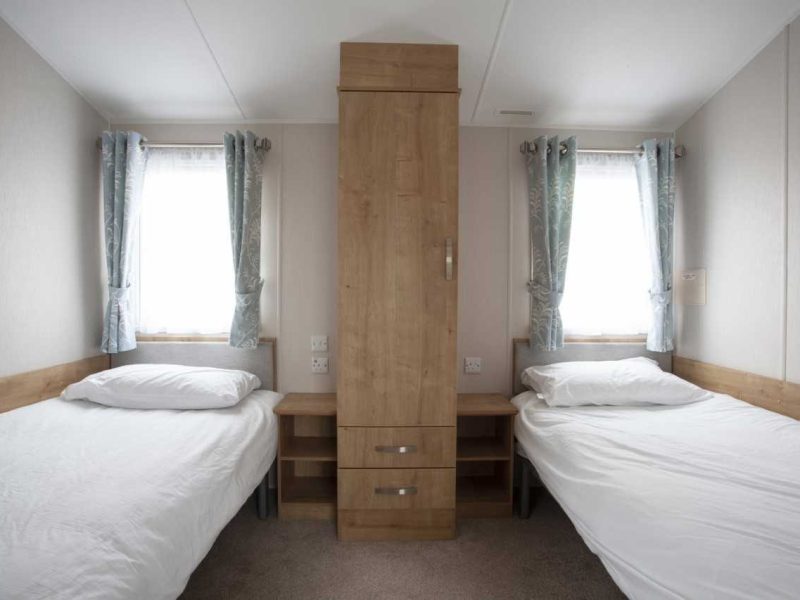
[281,436,337,462]
[277,393,337,521]
[457,437,510,462]
[282,475,337,504]
[275,393,337,416]
[456,394,515,518]
[457,393,517,416]
[456,475,510,503]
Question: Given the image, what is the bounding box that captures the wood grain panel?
[338,426,455,468]
[275,393,338,520]
[340,42,458,92]
[457,393,516,416]
[338,508,455,541]
[338,468,455,510]
[337,91,458,427]
[0,355,109,414]
[674,356,800,420]
[275,393,337,416]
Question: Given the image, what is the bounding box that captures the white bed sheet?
[513,391,800,599]
[0,390,281,600]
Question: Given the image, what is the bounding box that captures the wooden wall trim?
[0,355,110,414]
[673,356,800,420]
[136,334,276,343]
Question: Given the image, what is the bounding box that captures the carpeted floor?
[180,489,624,600]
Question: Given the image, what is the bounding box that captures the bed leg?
[520,459,532,519]
[267,460,277,517]
[257,475,269,520]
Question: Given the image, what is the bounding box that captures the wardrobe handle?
[374,444,417,454]
[445,238,453,280]
[374,486,418,496]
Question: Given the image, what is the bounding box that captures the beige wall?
[675,20,799,382]
[786,17,800,383]
[0,18,107,377]
[119,121,664,395]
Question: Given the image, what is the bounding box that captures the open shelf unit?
[455,394,517,518]
[275,393,337,520]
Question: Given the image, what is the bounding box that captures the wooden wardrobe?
[336,42,459,540]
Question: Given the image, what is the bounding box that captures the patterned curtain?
[100,131,148,354]
[224,130,266,349]
[635,138,676,352]
[526,136,577,351]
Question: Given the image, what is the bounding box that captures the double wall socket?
[311,357,329,374]
[464,357,482,374]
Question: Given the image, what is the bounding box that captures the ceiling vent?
[496,109,534,116]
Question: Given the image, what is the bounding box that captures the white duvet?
[513,391,800,600]
[0,390,281,600]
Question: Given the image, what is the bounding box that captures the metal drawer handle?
[374,444,417,454]
[445,238,453,281]
[374,486,418,496]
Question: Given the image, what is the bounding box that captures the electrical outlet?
[311,335,328,352]
[311,357,329,374]
[464,357,482,374]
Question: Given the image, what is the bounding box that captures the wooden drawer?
[338,468,455,510]
[338,426,455,468]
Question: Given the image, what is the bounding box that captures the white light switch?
[464,357,482,374]
[678,269,706,305]
[311,335,328,352]
[311,357,329,374]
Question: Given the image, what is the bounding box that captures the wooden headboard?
[512,338,673,395]
[0,337,278,414]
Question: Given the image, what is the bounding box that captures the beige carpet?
[180,490,624,600]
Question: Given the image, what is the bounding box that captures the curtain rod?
[519,142,685,159]
[95,139,272,151]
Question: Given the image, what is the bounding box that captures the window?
[136,147,234,334]
[559,152,651,336]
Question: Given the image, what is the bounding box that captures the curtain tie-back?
[230,279,264,350]
[648,289,673,306]
[108,285,131,303]
[234,279,264,310]
[527,281,563,309]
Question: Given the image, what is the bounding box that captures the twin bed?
[512,340,800,599]
[3,338,799,599]
[0,341,281,600]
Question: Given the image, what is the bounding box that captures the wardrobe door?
[337,91,458,427]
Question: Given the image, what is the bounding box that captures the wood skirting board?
[673,356,800,420]
[0,355,110,414]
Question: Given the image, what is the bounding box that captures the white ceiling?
[1,0,799,130]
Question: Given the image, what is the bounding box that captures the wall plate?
[311,335,328,352]
[311,356,329,374]
[464,357,482,374]
[678,269,706,305]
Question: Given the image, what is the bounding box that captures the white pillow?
[521,357,712,407]
[62,364,261,409]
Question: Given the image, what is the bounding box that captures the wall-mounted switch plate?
[311,335,328,352]
[678,269,706,305]
[464,357,482,374]
[311,357,329,374]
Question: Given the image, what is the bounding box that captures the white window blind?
[137,147,234,334]
[560,152,651,336]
